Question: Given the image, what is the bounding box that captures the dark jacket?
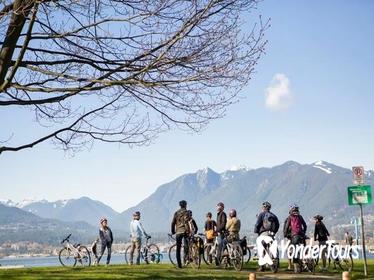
[314,222,329,242]
[205,220,217,231]
[216,211,227,234]
[171,208,188,235]
[99,227,113,244]
[254,210,280,235]
[284,213,307,237]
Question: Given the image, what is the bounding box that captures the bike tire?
[168,243,178,267]
[203,243,214,265]
[77,246,91,267]
[232,244,243,271]
[59,247,77,267]
[146,244,161,264]
[190,243,201,269]
[245,246,252,263]
[124,244,132,264]
[338,256,353,272]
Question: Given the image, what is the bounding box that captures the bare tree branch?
[0,0,269,154]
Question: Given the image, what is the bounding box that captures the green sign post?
[347,184,372,276]
[348,185,372,205]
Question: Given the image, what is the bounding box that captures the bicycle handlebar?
[61,233,72,244]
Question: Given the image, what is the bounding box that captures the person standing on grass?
[204,212,217,243]
[171,200,189,268]
[129,211,150,265]
[97,218,113,266]
[216,202,227,263]
[313,214,330,271]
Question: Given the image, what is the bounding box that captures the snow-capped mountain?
[116,160,374,234]
[0,197,120,227]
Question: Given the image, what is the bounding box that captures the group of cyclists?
[91,199,336,274]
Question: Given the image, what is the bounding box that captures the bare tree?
[0,0,268,154]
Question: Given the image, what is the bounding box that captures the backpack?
[290,215,303,236]
[176,209,189,232]
[262,211,277,232]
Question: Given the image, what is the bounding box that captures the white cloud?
[265,73,293,111]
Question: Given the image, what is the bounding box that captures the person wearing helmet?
[226,209,241,242]
[313,214,330,271]
[97,218,113,266]
[216,202,227,263]
[187,210,198,236]
[254,201,279,272]
[283,208,293,270]
[254,202,280,236]
[171,200,189,268]
[129,211,150,265]
[284,204,307,273]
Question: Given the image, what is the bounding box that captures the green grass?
[0,260,373,280]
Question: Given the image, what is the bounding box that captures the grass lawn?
[0,260,373,280]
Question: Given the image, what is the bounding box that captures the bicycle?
[168,233,203,269]
[124,236,161,264]
[314,242,353,272]
[59,234,91,267]
[258,233,279,273]
[202,235,218,265]
[219,233,244,271]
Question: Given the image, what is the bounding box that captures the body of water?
[0,253,169,268]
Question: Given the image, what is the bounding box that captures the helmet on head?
[100,217,107,224]
[133,211,141,217]
[229,209,237,218]
[179,200,187,208]
[262,201,271,210]
[217,202,224,208]
[313,214,323,221]
[289,203,299,213]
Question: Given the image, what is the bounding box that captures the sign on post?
[347,185,372,205]
[352,166,364,185]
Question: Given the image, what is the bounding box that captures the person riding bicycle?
[284,204,307,273]
[171,200,189,268]
[204,212,217,243]
[129,211,150,265]
[97,217,113,266]
[313,214,330,271]
[226,209,241,243]
[254,201,280,272]
[216,202,227,263]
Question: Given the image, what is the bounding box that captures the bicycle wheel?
[231,244,243,271]
[124,244,132,264]
[305,258,315,273]
[203,243,214,265]
[76,246,91,267]
[146,244,161,264]
[189,244,201,269]
[245,246,252,263]
[168,244,178,267]
[59,247,77,267]
[338,256,353,272]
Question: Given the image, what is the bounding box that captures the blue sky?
[1,0,373,211]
